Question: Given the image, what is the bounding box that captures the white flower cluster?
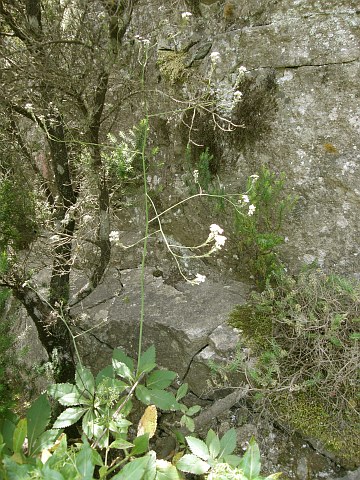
[208,224,227,251]
[181,11,192,19]
[210,51,221,64]
[134,34,150,46]
[109,230,120,243]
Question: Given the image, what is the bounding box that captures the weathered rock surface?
[127,0,360,277]
[73,267,249,381]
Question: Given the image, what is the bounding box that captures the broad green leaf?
[109,438,134,449]
[143,451,156,480]
[224,454,242,467]
[12,418,27,454]
[112,455,149,480]
[48,383,77,402]
[27,394,51,456]
[53,407,87,428]
[186,405,201,417]
[146,370,177,389]
[39,465,65,480]
[176,454,210,475]
[2,456,32,480]
[175,383,188,401]
[186,436,210,460]
[1,417,16,451]
[82,410,106,446]
[75,366,95,398]
[218,428,237,458]
[136,386,180,411]
[180,415,195,432]
[31,429,60,456]
[96,365,114,384]
[112,359,134,382]
[113,348,134,372]
[75,439,96,479]
[130,433,149,456]
[206,429,220,459]
[239,437,261,480]
[137,345,156,376]
[156,459,182,479]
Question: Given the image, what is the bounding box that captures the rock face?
[126,0,360,277]
[73,267,249,389]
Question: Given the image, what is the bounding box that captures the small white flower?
[210,51,221,64]
[242,194,249,203]
[109,230,120,242]
[233,90,243,102]
[214,234,227,250]
[25,103,33,111]
[250,174,259,181]
[209,224,224,235]
[193,169,199,183]
[193,273,206,284]
[248,204,256,216]
[181,11,192,19]
[238,65,247,74]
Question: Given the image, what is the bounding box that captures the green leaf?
[224,454,242,467]
[180,415,195,432]
[2,456,32,480]
[113,348,134,372]
[82,410,106,445]
[186,436,210,460]
[137,345,156,376]
[156,461,181,479]
[109,438,134,450]
[239,437,261,480]
[53,407,87,428]
[112,359,134,382]
[112,455,150,480]
[186,405,201,417]
[75,439,96,480]
[12,418,27,454]
[175,454,210,475]
[75,366,95,398]
[130,433,149,456]
[27,393,51,456]
[146,370,177,389]
[31,429,60,456]
[206,429,220,459]
[1,415,17,451]
[96,365,114,384]
[39,465,65,480]
[175,383,188,401]
[218,428,237,458]
[142,451,156,480]
[136,386,179,411]
[48,383,77,401]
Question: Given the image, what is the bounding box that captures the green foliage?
[234,167,296,288]
[229,265,360,466]
[105,120,149,184]
[0,178,37,250]
[0,288,16,414]
[0,347,281,479]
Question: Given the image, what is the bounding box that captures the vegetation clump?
[229,266,360,467]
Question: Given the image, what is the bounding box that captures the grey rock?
[73,267,249,380]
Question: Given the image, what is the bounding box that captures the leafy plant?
[176,431,281,479]
[0,345,281,479]
[234,167,296,288]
